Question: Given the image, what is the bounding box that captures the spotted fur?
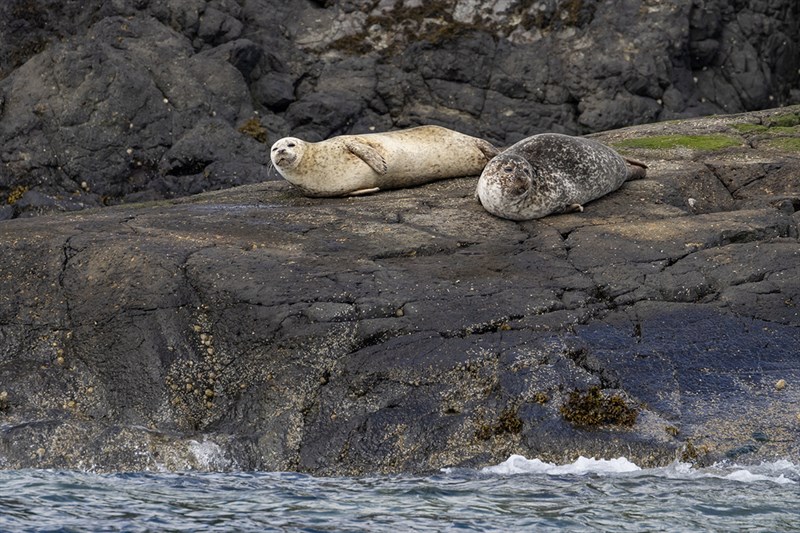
[476,133,644,220]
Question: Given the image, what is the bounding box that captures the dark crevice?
[439,315,524,339]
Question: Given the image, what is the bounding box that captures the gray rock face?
[0,107,798,473]
[1,0,799,217]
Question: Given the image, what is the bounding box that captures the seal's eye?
[287,142,296,148]
[503,166,514,173]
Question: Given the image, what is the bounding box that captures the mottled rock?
[1,0,799,218]
[0,107,798,473]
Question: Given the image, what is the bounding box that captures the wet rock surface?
[0,107,798,473]
[1,0,799,217]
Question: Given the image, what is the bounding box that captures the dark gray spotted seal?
[476,133,646,220]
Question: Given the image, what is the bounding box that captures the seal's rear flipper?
[624,157,648,180]
[349,187,380,196]
[345,140,388,174]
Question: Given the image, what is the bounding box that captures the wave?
[475,454,798,485]
[479,454,641,475]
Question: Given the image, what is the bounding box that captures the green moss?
[733,112,800,135]
[613,134,741,151]
[769,126,800,134]
[763,137,800,151]
[560,386,638,427]
[766,112,800,128]
[732,123,768,134]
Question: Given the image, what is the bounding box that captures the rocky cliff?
[0,106,798,473]
[1,0,799,218]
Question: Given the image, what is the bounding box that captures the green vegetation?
[766,112,800,128]
[733,112,800,135]
[613,134,741,151]
[763,137,800,151]
[560,386,638,427]
[732,123,767,134]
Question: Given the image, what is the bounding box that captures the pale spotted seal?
[270,126,498,197]
[476,133,647,220]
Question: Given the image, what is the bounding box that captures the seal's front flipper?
[624,157,648,180]
[475,139,501,160]
[345,140,388,175]
[349,187,380,196]
[567,203,584,213]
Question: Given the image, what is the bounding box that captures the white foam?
[188,439,233,471]
[478,455,798,485]
[480,454,641,476]
[723,470,795,485]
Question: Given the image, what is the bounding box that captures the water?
[1,456,799,532]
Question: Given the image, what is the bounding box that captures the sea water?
[1,456,798,532]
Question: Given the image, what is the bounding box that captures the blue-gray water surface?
[1,456,798,532]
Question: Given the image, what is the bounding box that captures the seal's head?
[476,154,535,220]
[270,137,307,171]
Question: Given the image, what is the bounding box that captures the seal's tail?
[624,157,647,180]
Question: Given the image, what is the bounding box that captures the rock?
[0,106,798,473]
[0,11,267,217]
[1,1,799,218]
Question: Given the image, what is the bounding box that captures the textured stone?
[1,0,799,217]
[0,107,798,473]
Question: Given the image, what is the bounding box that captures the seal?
[270,126,499,197]
[476,133,647,220]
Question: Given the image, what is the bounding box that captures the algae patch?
[6,185,28,205]
[613,135,741,151]
[475,406,523,440]
[238,118,269,144]
[560,386,638,427]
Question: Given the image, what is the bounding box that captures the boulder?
[0,106,798,473]
[2,0,800,217]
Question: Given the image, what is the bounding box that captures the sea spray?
[479,454,641,476]
[476,454,797,485]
